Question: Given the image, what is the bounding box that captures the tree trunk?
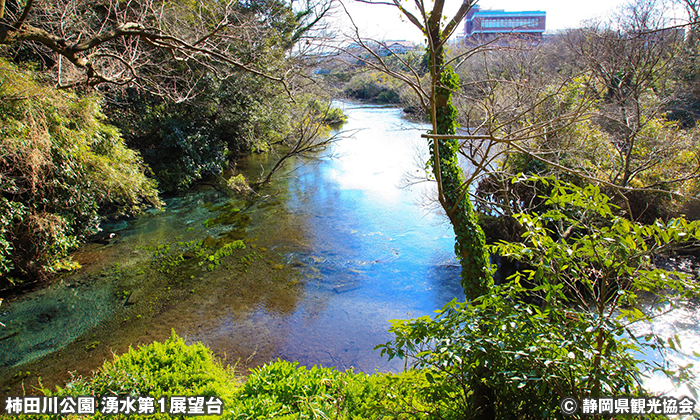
[427,29,491,300]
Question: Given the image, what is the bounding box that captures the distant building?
[463,6,546,44]
[384,40,418,55]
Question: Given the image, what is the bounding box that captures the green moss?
[427,53,492,299]
[257,199,282,209]
[206,201,245,213]
[85,341,100,352]
[238,251,263,273]
[201,240,246,271]
[139,233,247,277]
[202,236,219,249]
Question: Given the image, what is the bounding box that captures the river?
[0,102,462,391]
[0,102,698,400]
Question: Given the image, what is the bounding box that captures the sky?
[334,0,686,43]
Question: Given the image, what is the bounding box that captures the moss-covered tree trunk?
[381,2,494,415]
[427,28,491,300]
[427,30,496,420]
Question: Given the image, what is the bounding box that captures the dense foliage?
[42,332,429,419]
[343,71,405,104]
[0,59,160,285]
[379,178,700,419]
[97,0,321,193]
[463,11,700,227]
[51,332,237,420]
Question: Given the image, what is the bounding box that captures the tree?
[566,2,684,184]
[511,0,700,222]
[341,0,596,297]
[468,1,700,226]
[671,0,700,127]
[254,99,349,188]
[0,0,330,99]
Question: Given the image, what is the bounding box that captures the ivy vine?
[428,55,492,299]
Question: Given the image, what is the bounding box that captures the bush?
[232,360,446,419]
[378,177,700,419]
[232,360,369,419]
[344,71,406,104]
[144,118,228,192]
[54,331,237,419]
[105,73,296,192]
[49,338,427,420]
[379,286,644,419]
[0,59,160,284]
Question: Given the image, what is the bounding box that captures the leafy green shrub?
[227,174,252,195]
[105,72,296,193]
[232,360,356,419]
[0,59,160,284]
[229,360,423,419]
[379,286,645,420]
[45,340,429,420]
[378,177,700,419]
[55,331,237,419]
[143,118,228,192]
[344,71,406,104]
[0,199,25,276]
[357,370,434,419]
[304,99,347,126]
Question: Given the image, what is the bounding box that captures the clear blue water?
[0,102,463,384]
[0,102,697,400]
[185,103,464,372]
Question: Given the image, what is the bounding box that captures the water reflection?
[629,300,700,398]
[192,103,463,372]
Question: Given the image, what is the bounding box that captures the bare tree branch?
[13,0,32,29]
[0,0,327,98]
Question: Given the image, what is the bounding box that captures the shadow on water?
[0,102,465,392]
